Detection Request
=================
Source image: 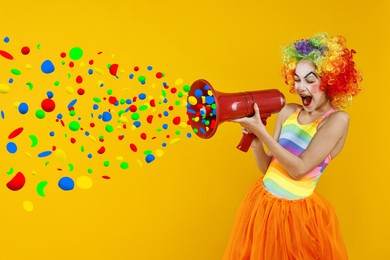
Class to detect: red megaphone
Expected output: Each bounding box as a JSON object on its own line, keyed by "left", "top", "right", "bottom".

{"left": 186, "top": 79, "right": 285, "bottom": 152}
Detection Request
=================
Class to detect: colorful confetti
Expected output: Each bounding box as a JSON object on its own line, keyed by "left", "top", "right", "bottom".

{"left": 1, "top": 36, "right": 193, "bottom": 211}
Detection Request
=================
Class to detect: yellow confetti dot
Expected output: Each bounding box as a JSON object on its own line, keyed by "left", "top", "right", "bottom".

{"left": 76, "top": 176, "right": 93, "bottom": 189}
{"left": 175, "top": 78, "right": 183, "bottom": 86}
{"left": 170, "top": 138, "right": 181, "bottom": 144}
{"left": 55, "top": 148, "right": 67, "bottom": 162}
{"left": 155, "top": 149, "right": 164, "bottom": 157}
{"left": 25, "top": 64, "right": 32, "bottom": 69}
{"left": 23, "top": 201, "right": 34, "bottom": 212}
{"left": 116, "top": 156, "right": 124, "bottom": 161}
{"left": 188, "top": 96, "right": 197, "bottom": 105}
{"left": 0, "top": 83, "right": 10, "bottom": 94}
{"left": 94, "top": 68, "right": 104, "bottom": 75}
{"left": 65, "top": 86, "right": 75, "bottom": 94}
{"left": 119, "top": 115, "right": 128, "bottom": 123}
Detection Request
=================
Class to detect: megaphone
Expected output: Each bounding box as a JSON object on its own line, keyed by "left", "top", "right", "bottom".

{"left": 186, "top": 79, "right": 285, "bottom": 152}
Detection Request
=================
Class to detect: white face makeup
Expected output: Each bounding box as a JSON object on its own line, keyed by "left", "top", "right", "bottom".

{"left": 294, "top": 60, "right": 327, "bottom": 111}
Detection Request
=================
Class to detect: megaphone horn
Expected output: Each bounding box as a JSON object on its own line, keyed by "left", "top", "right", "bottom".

{"left": 186, "top": 79, "right": 285, "bottom": 152}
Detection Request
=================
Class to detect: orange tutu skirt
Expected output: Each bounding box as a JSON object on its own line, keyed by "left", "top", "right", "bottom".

{"left": 223, "top": 180, "right": 348, "bottom": 260}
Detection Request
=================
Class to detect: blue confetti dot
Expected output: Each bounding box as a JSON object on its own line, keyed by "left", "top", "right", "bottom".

{"left": 8, "top": 78, "right": 14, "bottom": 83}
{"left": 93, "top": 104, "right": 99, "bottom": 110}
{"left": 147, "top": 66, "right": 153, "bottom": 71}
{"left": 133, "top": 121, "right": 141, "bottom": 128}
{"left": 67, "top": 99, "right": 77, "bottom": 109}
{"left": 47, "top": 91, "right": 54, "bottom": 98}
{"left": 6, "top": 142, "right": 17, "bottom": 154}
{"left": 138, "top": 93, "right": 146, "bottom": 100}
{"left": 129, "top": 74, "right": 134, "bottom": 79}
{"left": 163, "top": 111, "right": 169, "bottom": 117}
{"left": 145, "top": 154, "right": 155, "bottom": 163}
{"left": 162, "top": 124, "right": 168, "bottom": 130}
{"left": 41, "top": 60, "right": 55, "bottom": 74}
{"left": 88, "top": 69, "right": 93, "bottom": 75}
{"left": 38, "top": 151, "right": 52, "bottom": 158}
{"left": 4, "top": 37, "right": 10, "bottom": 43}
{"left": 187, "top": 133, "right": 192, "bottom": 138}
{"left": 87, "top": 154, "right": 92, "bottom": 158}
{"left": 18, "top": 103, "right": 29, "bottom": 114}
{"left": 57, "top": 113, "right": 63, "bottom": 119}
{"left": 194, "top": 89, "right": 203, "bottom": 98}
{"left": 49, "top": 131, "right": 55, "bottom": 136}
{"left": 102, "top": 111, "right": 112, "bottom": 122}
{"left": 205, "top": 96, "right": 214, "bottom": 104}
{"left": 58, "top": 177, "right": 74, "bottom": 191}
{"left": 126, "top": 99, "right": 132, "bottom": 104}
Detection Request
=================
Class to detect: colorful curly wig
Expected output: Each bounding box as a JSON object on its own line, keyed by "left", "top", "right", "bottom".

{"left": 281, "top": 33, "right": 362, "bottom": 107}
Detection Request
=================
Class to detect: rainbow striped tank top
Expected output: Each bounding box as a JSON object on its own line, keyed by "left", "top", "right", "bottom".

{"left": 262, "top": 108, "right": 337, "bottom": 200}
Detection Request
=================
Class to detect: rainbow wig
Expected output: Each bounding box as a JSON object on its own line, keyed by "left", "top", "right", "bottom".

{"left": 281, "top": 33, "right": 362, "bottom": 107}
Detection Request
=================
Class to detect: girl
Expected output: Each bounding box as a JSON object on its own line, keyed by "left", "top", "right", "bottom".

{"left": 223, "top": 33, "right": 362, "bottom": 259}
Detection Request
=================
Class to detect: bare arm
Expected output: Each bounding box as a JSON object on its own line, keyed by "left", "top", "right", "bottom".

{"left": 233, "top": 104, "right": 349, "bottom": 180}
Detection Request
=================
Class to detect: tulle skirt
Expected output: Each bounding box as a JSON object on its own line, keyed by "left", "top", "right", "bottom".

{"left": 223, "top": 179, "right": 348, "bottom": 260}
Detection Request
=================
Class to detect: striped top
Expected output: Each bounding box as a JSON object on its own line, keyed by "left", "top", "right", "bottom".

{"left": 262, "top": 108, "right": 337, "bottom": 200}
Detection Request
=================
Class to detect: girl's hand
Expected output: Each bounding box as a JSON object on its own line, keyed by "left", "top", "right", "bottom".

{"left": 231, "top": 103, "right": 266, "bottom": 136}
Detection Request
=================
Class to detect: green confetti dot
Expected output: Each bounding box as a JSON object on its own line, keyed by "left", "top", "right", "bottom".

{"left": 120, "top": 99, "right": 126, "bottom": 105}
{"left": 105, "top": 124, "right": 114, "bottom": 133}
{"left": 183, "top": 85, "right": 191, "bottom": 92}
{"left": 103, "top": 160, "right": 110, "bottom": 167}
{"left": 143, "top": 150, "right": 152, "bottom": 155}
{"left": 26, "top": 82, "right": 34, "bottom": 90}
{"left": 175, "top": 100, "right": 181, "bottom": 106}
{"left": 131, "top": 112, "right": 140, "bottom": 120}
{"left": 81, "top": 146, "right": 85, "bottom": 152}
{"left": 35, "top": 109, "right": 45, "bottom": 119}
{"left": 139, "top": 105, "right": 148, "bottom": 111}
{"left": 69, "top": 47, "right": 83, "bottom": 60}
{"left": 54, "top": 81, "right": 60, "bottom": 86}
{"left": 68, "top": 164, "right": 74, "bottom": 172}
{"left": 175, "top": 130, "right": 181, "bottom": 135}
{"left": 88, "top": 168, "right": 93, "bottom": 174}
{"left": 120, "top": 162, "right": 129, "bottom": 169}
{"left": 93, "top": 97, "right": 101, "bottom": 102}
{"left": 107, "top": 89, "right": 113, "bottom": 95}
{"left": 178, "top": 92, "right": 184, "bottom": 98}
{"left": 11, "top": 68, "right": 21, "bottom": 75}
{"left": 69, "top": 110, "right": 76, "bottom": 116}
{"left": 69, "top": 121, "right": 80, "bottom": 131}
{"left": 162, "top": 90, "right": 167, "bottom": 97}
{"left": 138, "top": 75, "right": 146, "bottom": 83}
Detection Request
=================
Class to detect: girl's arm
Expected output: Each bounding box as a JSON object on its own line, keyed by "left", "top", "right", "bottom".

{"left": 233, "top": 104, "right": 349, "bottom": 180}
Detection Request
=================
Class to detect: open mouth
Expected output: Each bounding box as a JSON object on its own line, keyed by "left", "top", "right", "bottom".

{"left": 301, "top": 95, "right": 313, "bottom": 106}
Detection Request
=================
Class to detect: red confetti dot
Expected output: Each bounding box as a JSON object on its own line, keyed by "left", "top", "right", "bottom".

{"left": 170, "top": 88, "right": 177, "bottom": 94}
{"left": 76, "top": 75, "right": 83, "bottom": 84}
{"left": 21, "top": 46, "right": 30, "bottom": 55}
{"left": 156, "top": 72, "right": 163, "bottom": 78}
{"left": 173, "top": 116, "right": 181, "bottom": 125}
{"left": 134, "top": 66, "right": 139, "bottom": 71}
{"left": 69, "top": 61, "right": 74, "bottom": 68}
{"left": 90, "top": 122, "right": 95, "bottom": 127}
{"left": 118, "top": 135, "right": 124, "bottom": 140}
{"left": 60, "top": 52, "right": 66, "bottom": 58}
{"left": 8, "top": 127, "right": 24, "bottom": 139}
{"left": 130, "top": 143, "right": 137, "bottom": 152}
{"left": 146, "top": 115, "right": 153, "bottom": 124}
{"left": 108, "top": 96, "right": 117, "bottom": 105}
{"left": 89, "top": 59, "right": 94, "bottom": 65}
{"left": 0, "top": 50, "right": 13, "bottom": 60}
{"left": 102, "top": 176, "right": 111, "bottom": 179}
{"left": 97, "top": 146, "right": 105, "bottom": 154}
{"left": 70, "top": 138, "right": 76, "bottom": 143}
{"left": 41, "top": 98, "right": 56, "bottom": 112}
{"left": 109, "top": 63, "right": 119, "bottom": 76}
{"left": 129, "top": 105, "right": 137, "bottom": 112}
{"left": 168, "top": 106, "right": 174, "bottom": 111}
{"left": 149, "top": 99, "right": 156, "bottom": 107}
{"left": 6, "top": 172, "right": 25, "bottom": 191}
{"left": 77, "top": 88, "right": 85, "bottom": 95}
{"left": 140, "top": 133, "right": 147, "bottom": 140}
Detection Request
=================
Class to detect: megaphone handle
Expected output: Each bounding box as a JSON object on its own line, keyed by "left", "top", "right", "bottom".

{"left": 237, "top": 133, "right": 255, "bottom": 152}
